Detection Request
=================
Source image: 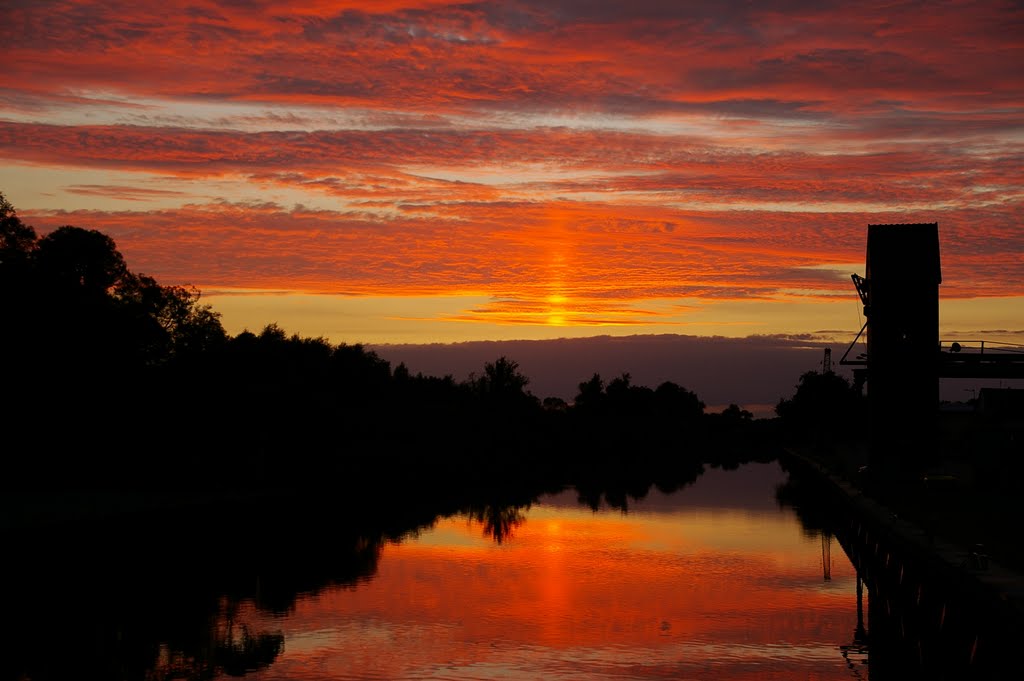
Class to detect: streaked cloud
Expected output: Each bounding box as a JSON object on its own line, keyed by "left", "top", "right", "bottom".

{"left": 1, "top": 0, "right": 1021, "bottom": 342}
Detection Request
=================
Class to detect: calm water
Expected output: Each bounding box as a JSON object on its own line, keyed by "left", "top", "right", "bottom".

{"left": 184, "top": 461, "right": 863, "bottom": 680}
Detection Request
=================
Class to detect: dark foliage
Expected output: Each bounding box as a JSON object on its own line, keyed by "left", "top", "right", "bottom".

{"left": 775, "top": 369, "right": 866, "bottom": 446}
{"left": 0, "top": 191, "right": 776, "bottom": 500}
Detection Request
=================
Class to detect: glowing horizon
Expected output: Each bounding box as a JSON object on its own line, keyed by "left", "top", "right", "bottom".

{"left": 2, "top": 1, "right": 1021, "bottom": 344}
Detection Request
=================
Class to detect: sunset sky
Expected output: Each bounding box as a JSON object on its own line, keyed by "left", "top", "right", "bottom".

{"left": 2, "top": 0, "right": 1022, "bottom": 348}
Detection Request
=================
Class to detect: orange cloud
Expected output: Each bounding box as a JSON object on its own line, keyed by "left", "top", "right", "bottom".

{"left": 19, "top": 195, "right": 1022, "bottom": 330}
{"left": 5, "top": 2, "right": 1021, "bottom": 114}
{"left": 2, "top": 1, "right": 1020, "bottom": 337}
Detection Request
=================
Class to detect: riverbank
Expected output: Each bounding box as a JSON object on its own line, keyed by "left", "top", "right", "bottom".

{"left": 787, "top": 437, "right": 1024, "bottom": 570}
{"left": 782, "top": 447, "right": 1024, "bottom": 646}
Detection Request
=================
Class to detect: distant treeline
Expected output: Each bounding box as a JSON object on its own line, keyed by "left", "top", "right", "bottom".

{"left": 1, "top": 193, "right": 860, "bottom": 499}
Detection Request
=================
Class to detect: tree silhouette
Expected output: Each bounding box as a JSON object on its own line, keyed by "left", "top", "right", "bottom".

{"left": 776, "top": 370, "right": 864, "bottom": 445}
{"left": 574, "top": 373, "right": 604, "bottom": 409}
{"left": 0, "top": 192, "right": 37, "bottom": 268}
{"left": 0, "top": 195, "right": 234, "bottom": 488}
{"left": 467, "top": 503, "right": 528, "bottom": 544}
{"left": 476, "top": 356, "right": 529, "bottom": 397}
{"left": 467, "top": 356, "right": 538, "bottom": 419}
{"left": 0, "top": 193, "right": 39, "bottom": 355}
{"left": 719, "top": 403, "right": 753, "bottom": 422}
{"left": 114, "top": 272, "right": 226, "bottom": 363}
{"left": 654, "top": 381, "right": 705, "bottom": 422}
{"left": 36, "top": 225, "right": 127, "bottom": 296}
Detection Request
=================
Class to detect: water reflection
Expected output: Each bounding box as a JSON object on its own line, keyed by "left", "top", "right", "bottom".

{"left": 4, "top": 461, "right": 869, "bottom": 681}
{"left": 465, "top": 503, "right": 528, "bottom": 544}
{"left": 205, "top": 463, "right": 861, "bottom": 680}
{"left": 153, "top": 619, "right": 284, "bottom": 680}
{"left": 1, "top": 507, "right": 391, "bottom": 681}
{"left": 837, "top": 575, "right": 870, "bottom": 679}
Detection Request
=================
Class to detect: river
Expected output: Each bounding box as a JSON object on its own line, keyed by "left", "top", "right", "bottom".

{"left": 174, "top": 461, "right": 862, "bottom": 680}
{"left": 4, "top": 460, "right": 874, "bottom": 680}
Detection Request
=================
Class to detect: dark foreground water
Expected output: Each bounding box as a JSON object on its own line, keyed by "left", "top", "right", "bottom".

{"left": 5, "top": 461, "right": 873, "bottom": 680}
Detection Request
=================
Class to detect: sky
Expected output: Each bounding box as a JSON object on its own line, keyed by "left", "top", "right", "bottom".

{"left": 2, "top": 1, "right": 1022, "bottom": 392}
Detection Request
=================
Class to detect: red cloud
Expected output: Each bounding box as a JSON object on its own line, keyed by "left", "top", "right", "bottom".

{"left": 4, "top": 1, "right": 1021, "bottom": 113}
{"left": 3, "top": 1, "right": 1021, "bottom": 331}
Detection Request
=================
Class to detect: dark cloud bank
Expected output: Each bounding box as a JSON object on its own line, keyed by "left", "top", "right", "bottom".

{"left": 372, "top": 333, "right": 1021, "bottom": 418}
{"left": 373, "top": 333, "right": 839, "bottom": 417}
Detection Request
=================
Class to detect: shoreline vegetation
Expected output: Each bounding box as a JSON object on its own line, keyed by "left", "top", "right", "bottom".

{"left": 1, "top": 191, "right": 779, "bottom": 520}
{"left": 2, "top": 191, "right": 1021, "bottom": 570}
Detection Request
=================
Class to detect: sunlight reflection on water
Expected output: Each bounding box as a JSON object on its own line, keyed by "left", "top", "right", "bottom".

{"left": 211, "top": 462, "right": 862, "bottom": 681}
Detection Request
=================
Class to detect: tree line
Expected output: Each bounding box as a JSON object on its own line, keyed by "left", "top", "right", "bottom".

{"left": 1, "top": 193, "right": 860, "bottom": 499}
